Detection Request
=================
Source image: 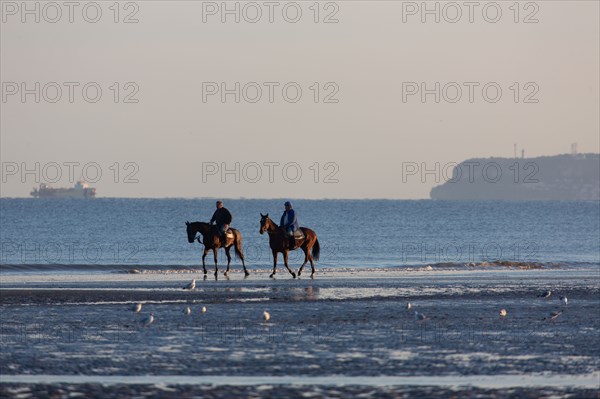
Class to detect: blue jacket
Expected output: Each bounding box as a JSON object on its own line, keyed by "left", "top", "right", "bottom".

{"left": 280, "top": 209, "right": 299, "bottom": 231}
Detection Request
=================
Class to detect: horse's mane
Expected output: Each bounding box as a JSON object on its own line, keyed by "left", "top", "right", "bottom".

{"left": 262, "top": 216, "right": 283, "bottom": 233}
{"left": 188, "top": 221, "right": 211, "bottom": 232}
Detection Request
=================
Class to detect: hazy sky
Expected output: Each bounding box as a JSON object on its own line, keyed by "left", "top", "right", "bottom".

{"left": 1, "top": 1, "right": 598, "bottom": 198}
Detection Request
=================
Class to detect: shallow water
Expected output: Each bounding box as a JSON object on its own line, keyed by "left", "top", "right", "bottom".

{"left": 2, "top": 199, "right": 599, "bottom": 396}
{"left": 2, "top": 272, "right": 598, "bottom": 379}
{"left": 2, "top": 373, "right": 599, "bottom": 388}
{"left": 2, "top": 271, "right": 599, "bottom": 398}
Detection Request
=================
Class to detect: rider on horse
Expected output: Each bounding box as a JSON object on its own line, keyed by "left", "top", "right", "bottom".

{"left": 210, "top": 200, "right": 232, "bottom": 244}
{"left": 280, "top": 201, "right": 299, "bottom": 247}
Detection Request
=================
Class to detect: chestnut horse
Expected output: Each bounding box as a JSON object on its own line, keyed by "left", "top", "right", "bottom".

{"left": 186, "top": 221, "right": 249, "bottom": 277}
{"left": 259, "top": 213, "right": 320, "bottom": 278}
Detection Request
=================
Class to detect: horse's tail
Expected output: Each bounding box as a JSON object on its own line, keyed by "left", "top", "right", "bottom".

{"left": 233, "top": 230, "right": 244, "bottom": 260}
{"left": 312, "top": 238, "right": 320, "bottom": 261}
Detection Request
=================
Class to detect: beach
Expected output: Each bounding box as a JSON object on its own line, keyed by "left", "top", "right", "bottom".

{"left": 1, "top": 268, "right": 599, "bottom": 398}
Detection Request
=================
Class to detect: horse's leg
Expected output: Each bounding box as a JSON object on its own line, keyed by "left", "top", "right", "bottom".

{"left": 202, "top": 248, "right": 209, "bottom": 275}
{"left": 283, "top": 250, "right": 296, "bottom": 279}
{"left": 224, "top": 246, "right": 232, "bottom": 276}
{"left": 213, "top": 248, "right": 218, "bottom": 277}
{"left": 241, "top": 253, "right": 249, "bottom": 277}
{"left": 270, "top": 250, "right": 278, "bottom": 278}
{"left": 298, "top": 247, "right": 309, "bottom": 277}
{"left": 308, "top": 250, "right": 316, "bottom": 278}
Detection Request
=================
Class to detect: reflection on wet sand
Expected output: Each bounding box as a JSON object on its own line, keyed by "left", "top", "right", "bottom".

{"left": 288, "top": 286, "right": 320, "bottom": 301}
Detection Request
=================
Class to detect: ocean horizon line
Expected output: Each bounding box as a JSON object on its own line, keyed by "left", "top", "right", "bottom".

{"left": 2, "top": 197, "right": 600, "bottom": 202}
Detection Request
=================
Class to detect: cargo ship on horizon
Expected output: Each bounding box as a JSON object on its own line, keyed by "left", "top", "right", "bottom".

{"left": 30, "top": 180, "right": 96, "bottom": 199}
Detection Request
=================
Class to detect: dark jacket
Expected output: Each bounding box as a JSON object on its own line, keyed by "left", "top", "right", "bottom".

{"left": 210, "top": 207, "right": 232, "bottom": 225}
{"left": 280, "top": 209, "right": 299, "bottom": 231}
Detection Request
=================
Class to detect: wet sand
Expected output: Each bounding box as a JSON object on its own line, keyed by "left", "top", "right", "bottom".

{"left": 1, "top": 269, "right": 599, "bottom": 398}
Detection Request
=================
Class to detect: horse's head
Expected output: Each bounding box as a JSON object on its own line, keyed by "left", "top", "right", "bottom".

{"left": 259, "top": 213, "right": 270, "bottom": 235}
{"left": 185, "top": 221, "right": 196, "bottom": 243}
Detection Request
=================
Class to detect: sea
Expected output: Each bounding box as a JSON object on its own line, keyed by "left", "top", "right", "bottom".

{"left": 0, "top": 199, "right": 598, "bottom": 272}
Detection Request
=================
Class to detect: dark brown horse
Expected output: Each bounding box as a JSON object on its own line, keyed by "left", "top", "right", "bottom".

{"left": 186, "top": 221, "right": 249, "bottom": 277}
{"left": 259, "top": 213, "right": 320, "bottom": 278}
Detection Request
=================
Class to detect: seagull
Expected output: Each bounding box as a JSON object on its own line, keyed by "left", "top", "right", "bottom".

{"left": 132, "top": 303, "right": 142, "bottom": 313}
{"left": 537, "top": 290, "right": 552, "bottom": 299}
{"left": 183, "top": 306, "right": 191, "bottom": 316}
{"left": 183, "top": 279, "right": 196, "bottom": 290}
{"left": 201, "top": 306, "right": 207, "bottom": 314}
{"left": 500, "top": 309, "right": 507, "bottom": 317}
{"left": 263, "top": 311, "right": 271, "bottom": 321}
{"left": 414, "top": 311, "right": 428, "bottom": 321}
{"left": 406, "top": 303, "right": 412, "bottom": 310}
{"left": 542, "top": 310, "right": 563, "bottom": 321}
{"left": 559, "top": 295, "right": 568, "bottom": 306}
{"left": 141, "top": 313, "right": 154, "bottom": 326}
{"left": 549, "top": 310, "right": 562, "bottom": 320}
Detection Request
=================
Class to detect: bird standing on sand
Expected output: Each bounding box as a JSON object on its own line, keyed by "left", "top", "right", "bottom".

{"left": 132, "top": 303, "right": 142, "bottom": 313}
{"left": 263, "top": 311, "right": 271, "bottom": 321}
{"left": 538, "top": 290, "right": 552, "bottom": 299}
{"left": 183, "top": 279, "right": 196, "bottom": 290}
{"left": 183, "top": 306, "right": 191, "bottom": 316}
{"left": 560, "top": 295, "right": 568, "bottom": 306}
{"left": 142, "top": 313, "right": 154, "bottom": 326}
{"left": 500, "top": 309, "right": 507, "bottom": 317}
{"left": 414, "top": 311, "right": 428, "bottom": 321}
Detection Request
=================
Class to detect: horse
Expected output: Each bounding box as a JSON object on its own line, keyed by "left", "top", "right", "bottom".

{"left": 259, "top": 213, "right": 320, "bottom": 278}
{"left": 185, "top": 221, "right": 249, "bottom": 277}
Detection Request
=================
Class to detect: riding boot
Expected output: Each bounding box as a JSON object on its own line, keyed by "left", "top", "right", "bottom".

{"left": 289, "top": 236, "right": 295, "bottom": 249}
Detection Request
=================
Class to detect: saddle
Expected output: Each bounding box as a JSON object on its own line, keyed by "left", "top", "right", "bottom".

{"left": 211, "top": 226, "right": 234, "bottom": 241}
{"left": 286, "top": 229, "right": 304, "bottom": 249}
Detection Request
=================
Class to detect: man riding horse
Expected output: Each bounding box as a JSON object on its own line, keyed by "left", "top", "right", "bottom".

{"left": 186, "top": 200, "right": 247, "bottom": 277}
{"left": 259, "top": 205, "right": 320, "bottom": 278}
